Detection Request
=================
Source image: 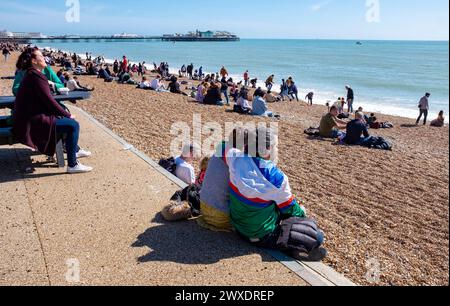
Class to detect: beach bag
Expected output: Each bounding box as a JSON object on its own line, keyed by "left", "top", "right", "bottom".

{"left": 362, "top": 137, "right": 393, "bottom": 151}
{"left": 158, "top": 157, "right": 177, "bottom": 175}
{"left": 277, "top": 217, "right": 323, "bottom": 253}
{"left": 162, "top": 185, "right": 202, "bottom": 222}
{"left": 161, "top": 201, "right": 192, "bottom": 222}
{"left": 233, "top": 105, "right": 250, "bottom": 114}
{"left": 170, "top": 185, "right": 201, "bottom": 217}
{"left": 304, "top": 127, "right": 320, "bottom": 137}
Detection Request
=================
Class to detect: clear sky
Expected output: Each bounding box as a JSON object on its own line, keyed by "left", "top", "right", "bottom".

{"left": 0, "top": 0, "right": 448, "bottom": 40}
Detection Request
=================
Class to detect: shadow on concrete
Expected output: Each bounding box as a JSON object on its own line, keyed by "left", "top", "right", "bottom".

{"left": 0, "top": 148, "right": 63, "bottom": 183}
{"left": 132, "top": 215, "right": 278, "bottom": 265}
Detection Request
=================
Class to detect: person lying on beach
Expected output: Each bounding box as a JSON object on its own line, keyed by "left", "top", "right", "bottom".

{"left": 225, "top": 126, "right": 327, "bottom": 261}
{"left": 203, "top": 82, "right": 224, "bottom": 106}
{"left": 65, "top": 74, "right": 94, "bottom": 92}
{"left": 430, "top": 111, "right": 445, "bottom": 127}
{"left": 118, "top": 71, "right": 137, "bottom": 85}
{"left": 168, "top": 76, "right": 188, "bottom": 96}
{"left": 13, "top": 48, "right": 93, "bottom": 174}
{"left": 365, "top": 114, "right": 393, "bottom": 129}
{"left": 319, "top": 105, "right": 348, "bottom": 139}
{"left": 138, "top": 76, "right": 152, "bottom": 89}
{"left": 98, "top": 66, "right": 114, "bottom": 82}
{"left": 264, "top": 91, "right": 282, "bottom": 103}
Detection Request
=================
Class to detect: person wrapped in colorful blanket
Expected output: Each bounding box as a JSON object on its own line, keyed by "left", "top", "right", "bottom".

{"left": 225, "top": 126, "right": 327, "bottom": 261}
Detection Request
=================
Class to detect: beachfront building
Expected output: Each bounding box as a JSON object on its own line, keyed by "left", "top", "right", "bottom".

{"left": 0, "top": 30, "right": 46, "bottom": 39}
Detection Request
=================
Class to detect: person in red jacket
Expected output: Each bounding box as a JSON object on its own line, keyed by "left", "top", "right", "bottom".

{"left": 13, "top": 48, "right": 93, "bottom": 174}
{"left": 121, "top": 55, "right": 128, "bottom": 73}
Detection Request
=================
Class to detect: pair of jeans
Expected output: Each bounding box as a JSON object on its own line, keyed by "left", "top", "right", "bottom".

{"left": 416, "top": 109, "right": 428, "bottom": 125}
{"left": 221, "top": 89, "right": 230, "bottom": 104}
{"left": 56, "top": 117, "right": 80, "bottom": 168}
{"left": 347, "top": 99, "right": 354, "bottom": 113}
{"left": 266, "top": 83, "right": 273, "bottom": 91}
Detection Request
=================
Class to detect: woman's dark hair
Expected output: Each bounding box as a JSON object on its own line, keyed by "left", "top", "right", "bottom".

{"left": 439, "top": 110, "right": 444, "bottom": 116}
{"left": 16, "top": 47, "right": 39, "bottom": 70}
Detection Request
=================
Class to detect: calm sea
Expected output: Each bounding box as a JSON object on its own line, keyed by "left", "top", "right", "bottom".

{"left": 34, "top": 39, "right": 449, "bottom": 121}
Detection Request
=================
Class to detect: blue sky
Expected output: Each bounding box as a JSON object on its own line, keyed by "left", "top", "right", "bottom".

{"left": 0, "top": 0, "right": 448, "bottom": 40}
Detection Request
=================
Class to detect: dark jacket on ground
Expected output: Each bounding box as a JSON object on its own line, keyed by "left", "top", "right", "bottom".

{"left": 13, "top": 68, "right": 71, "bottom": 156}
{"left": 203, "top": 87, "right": 222, "bottom": 105}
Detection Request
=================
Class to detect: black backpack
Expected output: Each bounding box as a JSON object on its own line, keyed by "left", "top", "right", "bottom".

{"left": 158, "top": 157, "right": 177, "bottom": 175}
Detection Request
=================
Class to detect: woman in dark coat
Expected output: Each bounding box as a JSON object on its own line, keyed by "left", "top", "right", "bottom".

{"left": 203, "top": 82, "right": 224, "bottom": 106}
{"left": 13, "top": 48, "right": 93, "bottom": 174}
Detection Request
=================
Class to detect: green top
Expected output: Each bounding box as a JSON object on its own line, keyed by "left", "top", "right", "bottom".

{"left": 12, "top": 66, "right": 65, "bottom": 96}
{"left": 319, "top": 113, "right": 338, "bottom": 138}
{"left": 8, "top": 66, "right": 66, "bottom": 126}
{"left": 230, "top": 194, "right": 305, "bottom": 239}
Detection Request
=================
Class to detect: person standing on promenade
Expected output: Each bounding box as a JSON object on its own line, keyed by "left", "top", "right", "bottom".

{"left": 265, "top": 75, "right": 274, "bottom": 91}
{"left": 416, "top": 93, "right": 431, "bottom": 126}
{"left": 346, "top": 85, "right": 355, "bottom": 113}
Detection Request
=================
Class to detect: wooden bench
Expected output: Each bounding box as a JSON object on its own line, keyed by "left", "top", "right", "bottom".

{"left": 0, "top": 91, "right": 91, "bottom": 168}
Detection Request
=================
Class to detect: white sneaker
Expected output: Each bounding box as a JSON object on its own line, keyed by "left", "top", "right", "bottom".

{"left": 76, "top": 149, "right": 92, "bottom": 159}
{"left": 67, "top": 161, "right": 93, "bottom": 174}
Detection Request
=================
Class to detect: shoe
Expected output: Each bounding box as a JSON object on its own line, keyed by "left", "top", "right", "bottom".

{"left": 67, "top": 161, "right": 93, "bottom": 174}
{"left": 76, "top": 149, "right": 92, "bottom": 159}
{"left": 290, "top": 247, "right": 328, "bottom": 262}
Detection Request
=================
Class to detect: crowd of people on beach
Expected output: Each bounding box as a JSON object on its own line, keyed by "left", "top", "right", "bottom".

{"left": 1, "top": 44, "right": 447, "bottom": 264}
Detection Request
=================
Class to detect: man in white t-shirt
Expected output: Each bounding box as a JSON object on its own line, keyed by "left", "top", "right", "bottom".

{"left": 150, "top": 75, "right": 168, "bottom": 92}
{"left": 174, "top": 143, "right": 200, "bottom": 185}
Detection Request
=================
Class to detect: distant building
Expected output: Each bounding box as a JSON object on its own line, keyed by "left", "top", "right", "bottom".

{"left": 0, "top": 30, "right": 46, "bottom": 39}
{"left": 199, "top": 31, "right": 214, "bottom": 38}
{"left": 112, "top": 32, "right": 141, "bottom": 38}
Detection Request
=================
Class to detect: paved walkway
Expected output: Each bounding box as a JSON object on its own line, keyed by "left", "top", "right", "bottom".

{"left": 1, "top": 106, "right": 310, "bottom": 286}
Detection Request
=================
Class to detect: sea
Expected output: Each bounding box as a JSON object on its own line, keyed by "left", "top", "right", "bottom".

{"left": 33, "top": 39, "right": 449, "bottom": 122}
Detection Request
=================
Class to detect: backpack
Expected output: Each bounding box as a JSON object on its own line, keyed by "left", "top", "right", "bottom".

{"left": 304, "top": 127, "right": 321, "bottom": 137}
{"left": 158, "top": 157, "right": 177, "bottom": 175}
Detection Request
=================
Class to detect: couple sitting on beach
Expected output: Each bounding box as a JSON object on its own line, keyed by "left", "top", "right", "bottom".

{"left": 160, "top": 127, "right": 327, "bottom": 262}
{"left": 318, "top": 106, "right": 393, "bottom": 150}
